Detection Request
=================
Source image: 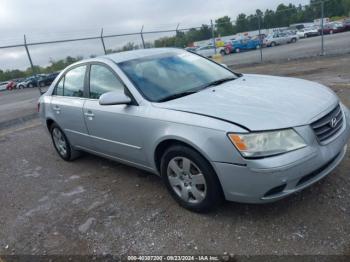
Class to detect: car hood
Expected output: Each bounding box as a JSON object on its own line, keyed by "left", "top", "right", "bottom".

{"left": 153, "top": 74, "right": 338, "bottom": 131}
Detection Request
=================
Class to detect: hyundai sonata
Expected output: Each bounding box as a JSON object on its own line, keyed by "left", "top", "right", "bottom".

{"left": 38, "top": 48, "right": 350, "bottom": 212}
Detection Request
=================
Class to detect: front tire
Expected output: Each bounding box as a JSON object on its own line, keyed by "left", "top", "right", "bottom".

{"left": 50, "top": 123, "right": 80, "bottom": 161}
{"left": 270, "top": 42, "right": 276, "bottom": 47}
{"left": 160, "top": 145, "right": 223, "bottom": 212}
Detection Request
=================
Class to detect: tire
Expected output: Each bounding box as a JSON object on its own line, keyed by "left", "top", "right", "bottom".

{"left": 160, "top": 145, "right": 223, "bottom": 212}
{"left": 256, "top": 45, "right": 261, "bottom": 49}
{"left": 220, "top": 50, "right": 225, "bottom": 56}
{"left": 235, "top": 48, "right": 240, "bottom": 53}
{"left": 18, "top": 85, "right": 24, "bottom": 89}
{"left": 304, "top": 34, "right": 308, "bottom": 38}
{"left": 330, "top": 30, "right": 334, "bottom": 35}
{"left": 291, "top": 38, "right": 297, "bottom": 43}
{"left": 28, "top": 83, "right": 34, "bottom": 88}
{"left": 271, "top": 42, "right": 276, "bottom": 47}
{"left": 225, "top": 47, "right": 231, "bottom": 55}
{"left": 50, "top": 123, "right": 80, "bottom": 161}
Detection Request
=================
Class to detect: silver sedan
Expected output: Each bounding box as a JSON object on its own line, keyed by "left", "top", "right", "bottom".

{"left": 39, "top": 48, "right": 350, "bottom": 212}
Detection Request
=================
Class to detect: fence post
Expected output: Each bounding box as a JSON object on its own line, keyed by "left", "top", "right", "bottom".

{"left": 140, "top": 25, "right": 146, "bottom": 49}
{"left": 24, "top": 35, "right": 35, "bottom": 74}
{"left": 210, "top": 20, "right": 216, "bottom": 54}
{"left": 258, "top": 15, "right": 263, "bottom": 63}
{"left": 175, "top": 23, "right": 180, "bottom": 47}
{"left": 320, "top": 0, "right": 325, "bottom": 56}
{"left": 100, "top": 28, "right": 107, "bottom": 55}
{"left": 24, "top": 34, "right": 43, "bottom": 94}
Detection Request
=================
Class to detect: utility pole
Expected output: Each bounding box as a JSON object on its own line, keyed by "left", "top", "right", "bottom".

{"left": 321, "top": 0, "right": 325, "bottom": 56}
{"left": 140, "top": 25, "right": 146, "bottom": 49}
{"left": 258, "top": 15, "right": 263, "bottom": 63}
{"left": 100, "top": 28, "right": 107, "bottom": 55}
{"left": 210, "top": 19, "right": 216, "bottom": 54}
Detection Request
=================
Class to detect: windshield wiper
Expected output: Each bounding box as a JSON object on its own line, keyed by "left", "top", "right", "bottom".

{"left": 200, "top": 77, "right": 237, "bottom": 90}
{"left": 158, "top": 90, "right": 198, "bottom": 102}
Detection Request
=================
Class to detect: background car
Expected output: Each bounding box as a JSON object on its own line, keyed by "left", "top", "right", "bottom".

{"left": 195, "top": 45, "right": 225, "bottom": 57}
{"left": 0, "top": 81, "right": 9, "bottom": 91}
{"left": 224, "top": 37, "right": 262, "bottom": 54}
{"left": 319, "top": 22, "right": 345, "bottom": 34}
{"left": 297, "top": 27, "right": 320, "bottom": 38}
{"left": 38, "top": 72, "right": 60, "bottom": 87}
{"left": 264, "top": 32, "right": 298, "bottom": 47}
{"left": 343, "top": 19, "right": 350, "bottom": 31}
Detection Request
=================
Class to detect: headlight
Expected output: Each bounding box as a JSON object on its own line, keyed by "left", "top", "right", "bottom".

{"left": 228, "top": 129, "right": 306, "bottom": 158}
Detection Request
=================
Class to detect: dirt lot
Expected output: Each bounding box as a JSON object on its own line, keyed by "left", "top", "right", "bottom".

{"left": 0, "top": 54, "right": 350, "bottom": 257}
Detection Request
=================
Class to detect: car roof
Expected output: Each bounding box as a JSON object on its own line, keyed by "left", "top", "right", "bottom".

{"left": 102, "top": 48, "right": 182, "bottom": 63}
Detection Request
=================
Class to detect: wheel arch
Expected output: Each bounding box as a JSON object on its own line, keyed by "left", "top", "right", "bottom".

{"left": 46, "top": 118, "right": 56, "bottom": 131}
{"left": 153, "top": 137, "right": 213, "bottom": 175}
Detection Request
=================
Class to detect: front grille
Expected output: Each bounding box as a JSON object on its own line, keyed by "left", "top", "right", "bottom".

{"left": 311, "top": 104, "right": 344, "bottom": 142}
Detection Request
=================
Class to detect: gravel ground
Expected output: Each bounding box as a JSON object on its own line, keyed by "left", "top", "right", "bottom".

{"left": 0, "top": 54, "right": 350, "bottom": 257}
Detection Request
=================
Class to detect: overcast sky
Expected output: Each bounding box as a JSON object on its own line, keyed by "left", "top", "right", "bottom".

{"left": 0, "top": 0, "right": 309, "bottom": 70}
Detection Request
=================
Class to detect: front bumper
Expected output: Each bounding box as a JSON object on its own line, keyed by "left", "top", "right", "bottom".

{"left": 213, "top": 105, "right": 350, "bottom": 203}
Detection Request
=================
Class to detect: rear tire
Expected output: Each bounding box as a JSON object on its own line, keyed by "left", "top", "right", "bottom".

{"left": 235, "top": 48, "right": 240, "bottom": 53}
{"left": 291, "top": 38, "right": 297, "bottom": 43}
{"left": 50, "top": 123, "right": 81, "bottom": 161}
{"left": 271, "top": 42, "right": 276, "bottom": 47}
{"left": 160, "top": 145, "right": 223, "bottom": 212}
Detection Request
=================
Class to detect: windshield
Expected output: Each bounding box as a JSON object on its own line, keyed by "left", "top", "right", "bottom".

{"left": 118, "top": 51, "right": 238, "bottom": 102}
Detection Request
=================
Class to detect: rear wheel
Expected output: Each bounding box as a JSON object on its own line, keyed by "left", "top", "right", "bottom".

{"left": 291, "top": 38, "right": 297, "bottom": 43}
{"left": 161, "top": 145, "right": 223, "bottom": 212}
{"left": 235, "top": 48, "right": 240, "bottom": 53}
{"left": 50, "top": 123, "right": 80, "bottom": 161}
{"left": 270, "top": 42, "right": 276, "bottom": 47}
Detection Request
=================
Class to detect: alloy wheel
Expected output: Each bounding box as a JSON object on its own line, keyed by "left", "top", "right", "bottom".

{"left": 167, "top": 157, "right": 207, "bottom": 204}
{"left": 52, "top": 128, "right": 67, "bottom": 157}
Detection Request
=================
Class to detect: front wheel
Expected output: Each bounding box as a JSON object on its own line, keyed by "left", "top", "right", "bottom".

{"left": 270, "top": 42, "right": 276, "bottom": 47}
{"left": 161, "top": 145, "right": 223, "bottom": 212}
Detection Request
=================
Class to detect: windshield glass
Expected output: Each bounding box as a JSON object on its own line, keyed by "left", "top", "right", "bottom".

{"left": 118, "top": 51, "right": 238, "bottom": 102}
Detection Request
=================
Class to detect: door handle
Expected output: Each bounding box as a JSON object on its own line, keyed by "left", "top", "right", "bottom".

{"left": 84, "top": 111, "right": 95, "bottom": 119}
{"left": 53, "top": 105, "right": 61, "bottom": 114}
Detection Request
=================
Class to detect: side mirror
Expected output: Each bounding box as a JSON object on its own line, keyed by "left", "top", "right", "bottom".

{"left": 99, "top": 90, "right": 131, "bottom": 105}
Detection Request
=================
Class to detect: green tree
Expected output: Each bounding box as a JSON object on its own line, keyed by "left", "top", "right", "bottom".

{"left": 215, "top": 16, "right": 235, "bottom": 36}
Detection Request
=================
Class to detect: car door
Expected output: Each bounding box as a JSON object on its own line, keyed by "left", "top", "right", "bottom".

{"left": 83, "top": 63, "right": 147, "bottom": 165}
{"left": 50, "top": 65, "right": 91, "bottom": 148}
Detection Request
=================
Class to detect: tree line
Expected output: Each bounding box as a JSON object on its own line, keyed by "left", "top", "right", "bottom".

{"left": 1, "top": 0, "right": 349, "bottom": 81}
